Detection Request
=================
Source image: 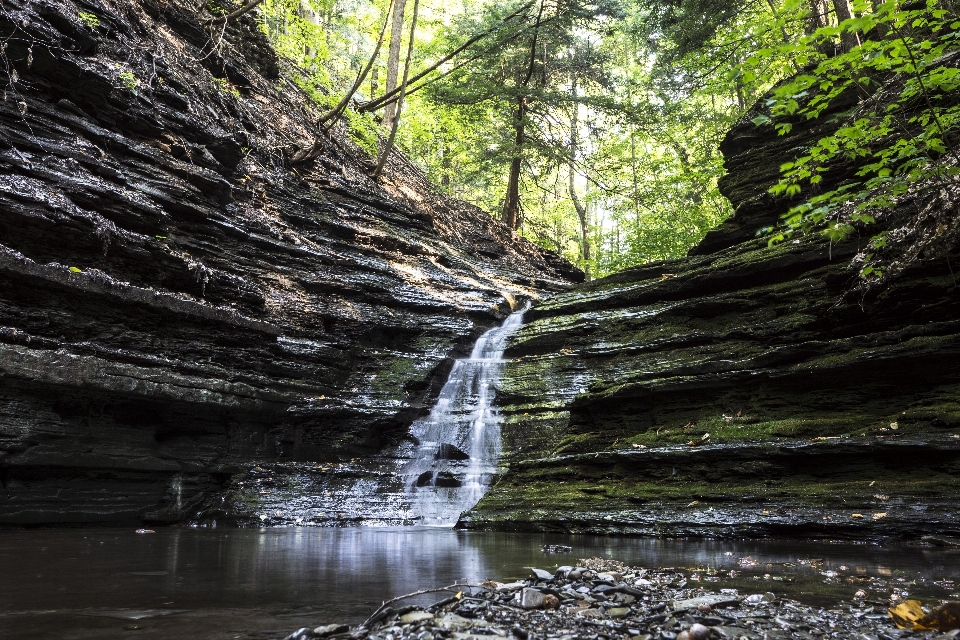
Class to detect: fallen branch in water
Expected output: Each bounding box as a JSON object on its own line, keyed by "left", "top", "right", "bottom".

{"left": 359, "top": 583, "right": 473, "bottom": 629}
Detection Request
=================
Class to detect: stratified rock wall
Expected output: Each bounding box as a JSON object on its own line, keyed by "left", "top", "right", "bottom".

{"left": 0, "top": 0, "right": 578, "bottom": 525}
{"left": 466, "top": 79, "right": 960, "bottom": 540}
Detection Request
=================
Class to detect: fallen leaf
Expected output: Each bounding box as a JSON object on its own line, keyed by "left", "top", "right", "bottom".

{"left": 889, "top": 600, "right": 926, "bottom": 628}
{"left": 890, "top": 600, "right": 960, "bottom": 631}
{"left": 873, "top": 512, "right": 887, "bottom": 519}
{"left": 852, "top": 513, "right": 864, "bottom": 519}
{"left": 687, "top": 500, "right": 699, "bottom": 507}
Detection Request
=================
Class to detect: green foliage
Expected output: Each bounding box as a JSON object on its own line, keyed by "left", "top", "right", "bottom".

{"left": 741, "top": 1, "right": 960, "bottom": 280}
{"left": 118, "top": 71, "right": 138, "bottom": 93}
{"left": 252, "top": 0, "right": 957, "bottom": 282}
{"left": 77, "top": 11, "right": 100, "bottom": 29}
{"left": 214, "top": 77, "right": 243, "bottom": 99}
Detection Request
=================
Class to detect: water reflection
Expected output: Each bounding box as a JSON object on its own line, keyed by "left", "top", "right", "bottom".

{"left": 1, "top": 528, "right": 960, "bottom": 637}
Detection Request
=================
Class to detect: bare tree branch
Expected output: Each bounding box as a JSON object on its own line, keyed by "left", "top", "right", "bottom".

{"left": 202, "top": 0, "right": 265, "bottom": 25}
{"left": 359, "top": 584, "right": 473, "bottom": 629}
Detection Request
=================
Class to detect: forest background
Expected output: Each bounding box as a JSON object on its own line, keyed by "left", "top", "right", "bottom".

{"left": 247, "top": 0, "right": 959, "bottom": 280}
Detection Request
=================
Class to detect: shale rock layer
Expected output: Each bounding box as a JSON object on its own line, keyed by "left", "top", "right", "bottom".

{"left": 0, "top": 0, "right": 576, "bottom": 525}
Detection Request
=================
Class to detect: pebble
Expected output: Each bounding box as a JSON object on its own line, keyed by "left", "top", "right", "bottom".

{"left": 281, "top": 556, "right": 945, "bottom": 640}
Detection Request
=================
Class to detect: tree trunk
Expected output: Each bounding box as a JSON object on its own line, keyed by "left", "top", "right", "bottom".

{"left": 299, "top": 0, "right": 320, "bottom": 59}
{"left": 382, "top": 0, "right": 407, "bottom": 127}
{"left": 568, "top": 76, "right": 590, "bottom": 280}
{"left": 373, "top": 0, "right": 420, "bottom": 177}
{"left": 807, "top": 0, "right": 829, "bottom": 33}
{"left": 501, "top": 98, "right": 525, "bottom": 231}
{"left": 832, "top": 0, "right": 861, "bottom": 51}
{"left": 500, "top": 0, "right": 544, "bottom": 232}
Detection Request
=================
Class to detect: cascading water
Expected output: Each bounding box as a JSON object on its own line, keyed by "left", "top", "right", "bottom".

{"left": 403, "top": 303, "right": 530, "bottom": 526}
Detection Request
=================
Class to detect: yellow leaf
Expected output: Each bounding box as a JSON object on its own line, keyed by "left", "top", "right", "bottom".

{"left": 69, "top": 266, "right": 82, "bottom": 273}
{"left": 889, "top": 600, "right": 926, "bottom": 629}
{"left": 851, "top": 513, "right": 864, "bottom": 519}
{"left": 873, "top": 512, "right": 887, "bottom": 519}
{"left": 890, "top": 601, "right": 960, "bottom": 631}
{"left": 455, "top": 590, "right": 463, "bottom": 600}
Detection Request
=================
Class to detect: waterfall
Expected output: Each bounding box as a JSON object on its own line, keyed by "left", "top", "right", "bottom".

{"left": 404, "top": 303, "right": 529, "bottom": 526}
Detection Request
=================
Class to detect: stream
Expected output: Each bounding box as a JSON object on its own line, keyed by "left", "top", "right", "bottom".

{"left": 2, "top": 527, "right": 960, "bottom": 640}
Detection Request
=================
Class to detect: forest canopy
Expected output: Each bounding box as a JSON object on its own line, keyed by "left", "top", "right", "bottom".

{"left": 249, "top": 0, "right": 960, "bottom": 280}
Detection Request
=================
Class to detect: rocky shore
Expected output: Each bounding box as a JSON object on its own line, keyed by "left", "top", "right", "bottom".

{"left": 280, "top": 557, "right": 957, "bottom": 640}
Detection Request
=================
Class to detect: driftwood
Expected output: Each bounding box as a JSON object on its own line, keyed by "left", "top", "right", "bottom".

{"left": 359, "top": 583, "right": 473, "bottom": 629}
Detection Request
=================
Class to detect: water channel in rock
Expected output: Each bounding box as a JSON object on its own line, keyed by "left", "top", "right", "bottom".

{"left": 2, "top": 527, "right": 960, "bottom": 640}
{"left": 403, "top": 303, "right": 530, "bottom": 526}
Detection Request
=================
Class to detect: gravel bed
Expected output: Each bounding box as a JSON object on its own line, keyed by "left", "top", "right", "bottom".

{"left": 282, "top": 557, "right": 958, "bottom": 640}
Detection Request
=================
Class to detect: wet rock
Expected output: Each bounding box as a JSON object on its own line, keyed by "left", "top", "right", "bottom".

{"left": 530, "top": 568, "right": 553, "bottom": 581}
{"left": 518, "top": 588, "right": 545, "bottom": 609}
{"left": 435, "top": 443, "right": 469, "bottom": 461}
{"left": 398, "top": 612, "right": 434, "bottom": 624}
{"left": 672, "top": 594, "right": 741, "bottom": 612}
{"left": 314, "top": 625, "right": 349, "bottom": 637}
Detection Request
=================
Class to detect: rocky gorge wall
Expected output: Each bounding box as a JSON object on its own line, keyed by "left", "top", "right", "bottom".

{"left": 0, "top": 0, "right": 579, "bottom": 525}
{"left": 465, "top": 76, "right": 960, "bottom": 541}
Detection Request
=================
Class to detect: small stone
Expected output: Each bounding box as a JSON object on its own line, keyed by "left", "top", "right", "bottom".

{"left": 576, "top": 608, "right": 604, "bottom": 618}
{"left": 398, "top": 612, "right": 434, "bottom": 624}
{"left": 672, "top": 594, "right": 740, "bottom": 612}
{"left": 607, "top": 607, "right": 631, "bottom": 618}
{"left": 555, "top": 565, "right": 574, "bottom": 578}
{"left": 438, "top": 614, "right": 474, "bottom": 630}
{"left": 511, "top": 627, "right": 528, "bottom": 640}
{"left": 568, "top": 570, "right": 583, "bottom": 580}
{"left": 687, "top": 623, "right": 710, "bottom": 640}
{"left": 531, "top": 568, "right": 554, "bottom": 581}
{"left": 542, "top": 594, "right": 560, "bottom": 609}
{"left": 697, "top": 603, "right": 711, "bottom": 612}
{"left": 313, "top": 624, "right": 349, "bottom": 637}
{"left": 520, "top": 587, "right": 546, "bottom": 609}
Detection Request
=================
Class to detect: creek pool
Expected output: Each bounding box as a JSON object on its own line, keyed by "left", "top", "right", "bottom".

{"left": 1, "top": 527, "right": 959, "bottom": 640}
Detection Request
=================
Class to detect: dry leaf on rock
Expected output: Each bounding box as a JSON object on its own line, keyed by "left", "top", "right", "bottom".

{"left": 889, "top": 600, "right": 960, "bottom": 631}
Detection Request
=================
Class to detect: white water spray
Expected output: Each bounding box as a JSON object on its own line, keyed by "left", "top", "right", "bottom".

{"left": 404, "top": 303, "right": 529, "bottom": 526}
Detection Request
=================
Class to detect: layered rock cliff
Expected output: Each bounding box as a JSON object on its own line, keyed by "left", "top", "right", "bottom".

{"left": 0, "top": 0, "right": 578, "bottom": 525}
{"left": 465, "top": 73, "right": 960, "bottom": 540}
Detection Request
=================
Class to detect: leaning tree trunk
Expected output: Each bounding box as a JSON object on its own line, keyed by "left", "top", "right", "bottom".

{"left": 382, "top": 0, "right": 407, "bottom": 127}
{"left": 501, "top": 98, "right": 525, "bottom": 231}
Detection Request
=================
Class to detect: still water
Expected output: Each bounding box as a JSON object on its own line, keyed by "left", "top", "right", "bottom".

{"left": 2, "top": 527, "right": 959, "bottom": 640}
